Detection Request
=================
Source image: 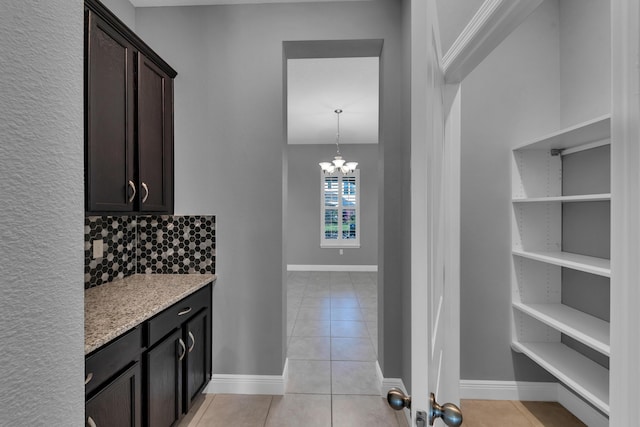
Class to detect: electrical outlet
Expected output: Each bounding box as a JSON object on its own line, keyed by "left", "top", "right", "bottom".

{"left": 339, "top": 249, "right": 344, "bottom": 255}
{"left": 93, "top": 239, "right": 104, "bottom": 259}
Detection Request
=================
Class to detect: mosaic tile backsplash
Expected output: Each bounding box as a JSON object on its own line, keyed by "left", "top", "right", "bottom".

{"left": 84, "top": 216, "right": 137, "bottom": 287}
{"left": 85, "top": 215, "right": 216, "bottom": 289}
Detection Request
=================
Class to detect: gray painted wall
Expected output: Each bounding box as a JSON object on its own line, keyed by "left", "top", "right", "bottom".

{"left": 136, "top": 1, "right": 404, "bottom": 377}
{"left": 287, "top": 144, "right": 378, "bottom": 266}
{"left": 399, "top": 0, "right": 412, "bottom": 392}
{"left": 559, "top": 0, "right": 610, "bottom": 127}
{"left": 102, "top": 0, "right": 136, "bottom": 30}
{"left": 0, "top": 1, "right": 84, "bottom": 424}
{"left": 460, "top": 0, "right": 561, "bottom": 381}
{"left": 460, "top": 0, "right": 611, "bottom": 382}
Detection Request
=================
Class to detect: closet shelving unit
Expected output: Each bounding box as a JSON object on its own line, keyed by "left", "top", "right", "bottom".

{"left": 511, "top": 114, "right": 611, "bottom": 415}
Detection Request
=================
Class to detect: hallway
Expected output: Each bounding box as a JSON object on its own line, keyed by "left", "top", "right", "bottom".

{"left": 286, "top": 271, "right": 380, "bottom": 396}
{"left": 178, "top": 271, "right": 409, "bottom": 426}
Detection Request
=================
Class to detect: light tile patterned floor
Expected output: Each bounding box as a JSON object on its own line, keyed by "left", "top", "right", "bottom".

{"left": 178, "top": 271, "right": 409, "bottom": 426}
{"left": 178, "top": 272, "right": 582, "bottom": 426}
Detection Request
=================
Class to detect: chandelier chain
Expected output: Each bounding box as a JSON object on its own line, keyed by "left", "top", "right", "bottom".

{"left": 319, "top": 108, "right": 357, "bottom": 175}
{"left": 335, "top": 108, "right": 341, "bottom": 155}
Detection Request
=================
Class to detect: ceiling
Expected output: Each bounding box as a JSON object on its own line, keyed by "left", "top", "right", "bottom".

{"left": 127, "top": 0, "right": 484, "bottom": 145}
{"left": 287, "top": 57, "right": 379, "bottom": 145}
{"left": 130, "top": 0, "right": 372, "bottom": 6}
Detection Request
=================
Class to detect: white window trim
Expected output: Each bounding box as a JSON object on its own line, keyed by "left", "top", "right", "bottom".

{"left": 320, "top": 170, "right": 360, "bottom": 249}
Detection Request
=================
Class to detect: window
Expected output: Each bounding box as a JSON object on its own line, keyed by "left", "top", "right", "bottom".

{"left": 321, "top": 170, "right": 360, "bottom": 248}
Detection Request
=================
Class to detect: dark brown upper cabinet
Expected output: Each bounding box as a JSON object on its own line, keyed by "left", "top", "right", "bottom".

{"left": 137, "top": 54, "right": 174, "bottom": 213}
{"left": 85, "top": 0, "right": 176, "bottom": 215}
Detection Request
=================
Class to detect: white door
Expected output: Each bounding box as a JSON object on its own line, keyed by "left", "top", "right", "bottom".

{"left": 409, "top": 0, "right": 462, "bottom": 425}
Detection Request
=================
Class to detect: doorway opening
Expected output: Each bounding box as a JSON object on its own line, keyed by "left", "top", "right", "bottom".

{"left": 282, "top": 39, "right": 384, "bottom": 405}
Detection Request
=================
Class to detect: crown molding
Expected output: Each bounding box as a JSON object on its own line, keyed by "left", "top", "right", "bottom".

{"left": 442, "top": 0, "right": 542, "bottom": 83}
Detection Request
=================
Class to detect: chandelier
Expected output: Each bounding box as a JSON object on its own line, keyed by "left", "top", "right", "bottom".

{"left": 319, "top": 109, "right": 358, "bottom": 174}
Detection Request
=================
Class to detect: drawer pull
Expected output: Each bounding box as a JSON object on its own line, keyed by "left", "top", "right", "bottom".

{"left": 84, "top": 372, "right": 93, "bottom": 385}
{"left": 188, "top": 331, "right": 195, "bottom": 353}
{"left": 87, "top": 416, "right": 97, "bottom": 427}
{"left": 178, "top": 307, "right": 192, "bottom": 316}
{"left": 178, "top": 338, "right": 186, "bottom": 361}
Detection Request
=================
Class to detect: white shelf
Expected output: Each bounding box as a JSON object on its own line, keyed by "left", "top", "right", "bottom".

{"left": 512, "top": 250, "right": 610, "bottom": 277}
{"left": 511, "top": 114, "right": 611, "bottom": 419}
{"left": 513, "top": 302, "right": 610, "bottom": 355}
{"left": 514, "top": 115, "right": 611, "bottom": 151}
{"left": 511, "top": 341, "right": 609, "bottom": 414}
{"left": 512, "top": 194, "right": 611, "bottom": 203}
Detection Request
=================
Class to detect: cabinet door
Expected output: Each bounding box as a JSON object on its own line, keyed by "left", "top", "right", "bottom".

{"left": 146, "top": 329, "right": 183, "bottom": 427}
{"left": 137, "top": 53, "right": 174, "bottom": 213}
{"left": 86, "top": 362, "right": 141, "bottom": 427}
{"left": 85, "top": 10, "right": 135, "bottom": 213}
{"left": 184, "top": 309, "right": 211, "bottom": 410}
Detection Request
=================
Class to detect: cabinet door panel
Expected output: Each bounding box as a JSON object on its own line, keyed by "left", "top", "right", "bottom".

{"left": 185, "top": 309, "right": 210, "bottom": 409}
{"left": 86, "top": 10, "right": 135, "bottom": 212}
{"left": 86, "top": 362, "right": 141, "bottom": 427}
{"left": 137, "top": 53, "right": 174, "bottom": 213}
{"left": 147, "top": 329, "right": 182, "bottom": 427}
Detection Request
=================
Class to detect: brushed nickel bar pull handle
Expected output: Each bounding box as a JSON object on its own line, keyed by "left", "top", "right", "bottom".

{"left": 188, "top": 331, "right": 195, "bottom": 353}
{"left": 178, "top": 307, "right": 192, "bottom": 316}
{"left": 87, "top": 416, "right": 97, "bottom": 427}
{"left": 178, "top": 338, "right": 186, "bottom": 361}
{"left": 141, "top": 182, "right": 149, "bottom": 203}
{"left": 127, "top": 180, "right": 136, "bottom": 203}
{"left": 84, "top": 372, "right": 93, "bottom": 385}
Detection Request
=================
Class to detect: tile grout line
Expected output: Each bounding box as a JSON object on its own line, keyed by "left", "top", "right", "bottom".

{"left": 286, "top": 272, "right": 383, "bottom": 425}
{"left": 261, "top": 395, "right": 274, "bottom": 427}
{"left": 329, "top": 275, "right": 334, "bottom": 426}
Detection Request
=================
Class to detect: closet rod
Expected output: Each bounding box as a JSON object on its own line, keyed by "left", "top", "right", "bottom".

{"left": 552, "top": 139, "right": 610, "bottom": 157}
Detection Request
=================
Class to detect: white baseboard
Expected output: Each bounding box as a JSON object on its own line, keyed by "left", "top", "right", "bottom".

{"left": 205, "top": 359, "right": 288, "bottom": 395}
{"left": 204, "top": 369, "right": 607, "bottom": 427}
{"left": 460, "top": 380, "right": 608, "bottom": 426}
{"left": 375, "top": 361, "right": 385, "bottom": 394}
{"left": 287, "top": 264, "right": 378, "bottom": 272}
{"left": 557, "top": 385, "right": 608, "bottom": 427}
{"left": 377, "top": 362, "right": 411, "bottom": 425}
{"left": 460, "top": 380, "right": 557, "bottom": 401}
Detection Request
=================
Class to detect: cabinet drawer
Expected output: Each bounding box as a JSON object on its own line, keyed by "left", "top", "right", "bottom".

{"left": 85, "top": 326, "right": 142, "bottom": 396}
{"left": 147, "top": 285, "right": 210, "bottom": 348}
{"left": 86, "top": 361, "right": 142, "bottom": 427}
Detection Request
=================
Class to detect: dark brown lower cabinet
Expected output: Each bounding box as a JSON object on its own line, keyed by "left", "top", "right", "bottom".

{"left": 86, "top": 362, "right": 142, "bottom": 427}
{"left": 146, "top": 329, "right": 183, "bottom": 427}
{"left": 185, "top": 309, "right": 210, "bottom": 410}
{"left": 86, "top": 284, "right": 212, "bottom": 427}
{"left": 147, "top": 309, "right": 211, "bottom": 427}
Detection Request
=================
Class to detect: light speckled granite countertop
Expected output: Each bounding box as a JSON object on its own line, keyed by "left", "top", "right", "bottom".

{"left": 85, "top": 274, "right": 216, "bottom": 354}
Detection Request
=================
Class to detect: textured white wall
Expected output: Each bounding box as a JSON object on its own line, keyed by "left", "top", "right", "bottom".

{"left": 0, "top": 1, "right": 84, "bottom": 425}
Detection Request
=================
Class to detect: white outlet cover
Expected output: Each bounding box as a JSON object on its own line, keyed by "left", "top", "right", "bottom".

{"left": 93, "top": 239, "right": 104, "bottom": 259}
